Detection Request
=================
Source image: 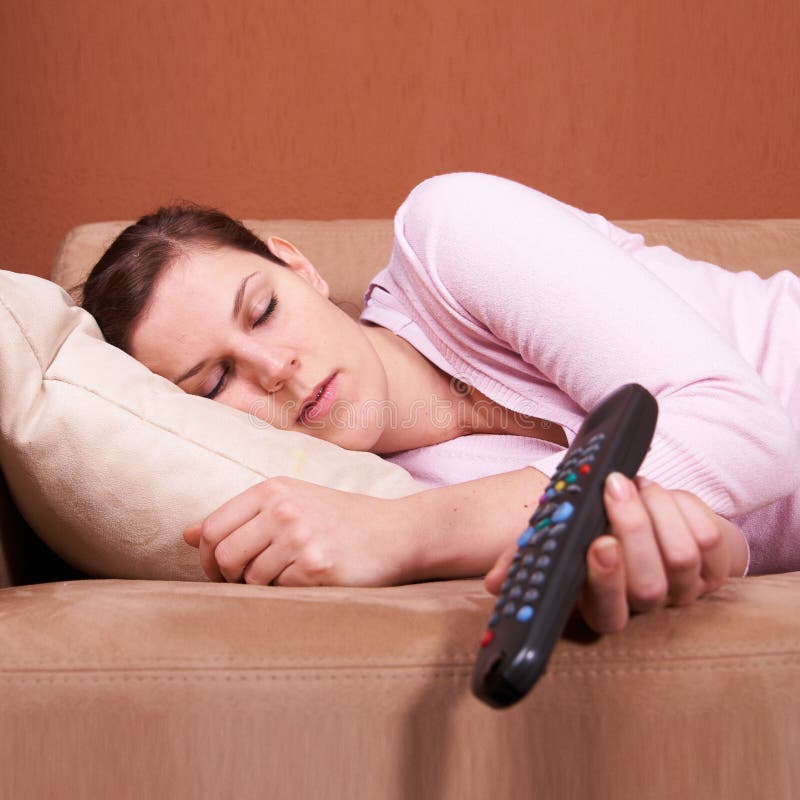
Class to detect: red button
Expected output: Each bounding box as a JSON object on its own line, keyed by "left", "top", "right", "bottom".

{"left": 579, "top": 464, "right": 592, "bottom": 475}
{"left": 480, "top": 629, "right": 494, "bottom": 647}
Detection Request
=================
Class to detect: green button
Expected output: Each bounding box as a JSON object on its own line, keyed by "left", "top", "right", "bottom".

{"left": 535, "top": 517, "right": 551, "bottom": 530}
{"left": 566, "top": 473, "right": 577, "bottom": 483}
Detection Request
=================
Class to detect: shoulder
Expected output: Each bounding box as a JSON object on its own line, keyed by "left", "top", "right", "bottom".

{"left": 393, "top": 172, "right": 539, "bottom": 266}
{"left": 398, "top": 172, "right": 527, "bottom": 224}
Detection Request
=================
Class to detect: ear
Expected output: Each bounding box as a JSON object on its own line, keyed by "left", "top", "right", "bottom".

{"left": 266, "top": 236, "right": 330, "bottom": 298}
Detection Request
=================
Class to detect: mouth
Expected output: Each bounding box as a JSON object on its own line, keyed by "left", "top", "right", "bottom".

{"left": 297, "top": 372, "right": 338, "bottom": 425}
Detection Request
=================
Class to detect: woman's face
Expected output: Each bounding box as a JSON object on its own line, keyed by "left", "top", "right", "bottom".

{"left": 129, "top": 239, "right": 391, "bottom": 451}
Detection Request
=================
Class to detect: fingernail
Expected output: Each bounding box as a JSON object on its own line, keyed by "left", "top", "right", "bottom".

{"left": 594, "top": 539, "right": 618, "bottom": 570}
{"left": 606, "top": 472, "right": 631, "bottom": 501}
{"left": 636, "top": 476, "right": 654, "bottom": 489}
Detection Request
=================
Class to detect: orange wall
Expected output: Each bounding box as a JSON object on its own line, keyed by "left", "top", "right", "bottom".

{"left": 1, "top": 0, "right": 798, "bottom": 278}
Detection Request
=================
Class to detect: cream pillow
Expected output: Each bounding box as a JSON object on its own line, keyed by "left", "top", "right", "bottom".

{"left": 0, "top": 269, "right": 422, "bottom": 581}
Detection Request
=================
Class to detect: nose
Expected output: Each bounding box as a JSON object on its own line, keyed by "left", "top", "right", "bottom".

{"left": 238, "top": 340, "right": 298, "bottom": 394}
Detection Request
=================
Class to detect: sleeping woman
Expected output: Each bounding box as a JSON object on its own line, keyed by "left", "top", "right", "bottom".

{"left": 80, "top": 172, "right": 800, "bottom": 633}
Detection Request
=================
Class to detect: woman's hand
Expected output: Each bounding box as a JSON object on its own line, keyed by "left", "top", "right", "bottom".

{"left": 184, "top": 467, "right": 554, "bottom": 589}
{"left": 484, "top": 473, "right": 749, "bottom": 633}
{"left": 183, "top": 477, "right": 417, "bottom": 587}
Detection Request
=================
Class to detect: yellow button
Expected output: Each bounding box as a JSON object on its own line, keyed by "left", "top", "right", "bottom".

{"left": 554, "top": 480, "right": 566, "bottom": 491}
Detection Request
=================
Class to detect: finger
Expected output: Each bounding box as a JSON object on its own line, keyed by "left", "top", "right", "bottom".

{"left": 202, "top": 484, "right": 267, "bottom": 540}
{"left": 484, "top": 544, "right": 517, "bottom": 596}
{"left": 638, "top": 483, "right": 702, "bottom": 606}
{"left": 244, "top": 548, "right": 299, "bottom": 586}
{"left": 213, "top": 513, "right": 277, "bottom": 583}
{"left": 196, "top": 488, "right": 266, "bottom": 582}
{"left": 198, "top": 534, "right": 225, "bottom": 582}
{"left": 578, "top": 536, "right": 629, "bottom": 633}
{"left": 604, "top": 472, "right": 668, "bottom": 612}
{"left": 183, "top": 524, "right": 202, "bottom": 548}
{"left": 670, "top": 491, "right": 729, "bottom": 591}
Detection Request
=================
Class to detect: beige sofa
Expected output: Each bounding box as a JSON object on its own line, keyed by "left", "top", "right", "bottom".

{"left": 1, "top": 216, "right": 799, "bottom": 799}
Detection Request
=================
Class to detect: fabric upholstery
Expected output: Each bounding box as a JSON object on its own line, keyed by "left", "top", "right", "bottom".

{"left": 53, "top": 218, "right": 800, "bottom": 302}
{"left": 1, "top": 574, "right": 799, "bottom": 798}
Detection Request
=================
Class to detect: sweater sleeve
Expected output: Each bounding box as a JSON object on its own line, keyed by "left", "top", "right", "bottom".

{"left": 391, "top": 172, "right": 800, "bottom": 518}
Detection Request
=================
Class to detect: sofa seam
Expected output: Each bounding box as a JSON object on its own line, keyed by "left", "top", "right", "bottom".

{"left": 1, "top": 646, "right": 798, "bottom": 671}
{"left": 1, "top": 656, "right": 800, "bottom": 685}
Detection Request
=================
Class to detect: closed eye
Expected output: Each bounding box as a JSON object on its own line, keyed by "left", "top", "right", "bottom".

{"left": 254, "top": 295, "right": 278, "bottom": 327}
{"left": 204, "top": 295, "right": 278, "bottom": 399}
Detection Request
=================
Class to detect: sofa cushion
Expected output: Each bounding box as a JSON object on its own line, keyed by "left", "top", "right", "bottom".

{"left": 1, "top": 573, "right": 799, "bottom": 798}
{"left": 52, "top": 218, "right": 800, "bottom": 301}
{"left": 0, "top": 270, "right": 422, "bottom": 583}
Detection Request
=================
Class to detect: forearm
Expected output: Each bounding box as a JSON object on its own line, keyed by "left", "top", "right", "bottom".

{"left": 398, "top": 467, "right": 549, "bottom": 582}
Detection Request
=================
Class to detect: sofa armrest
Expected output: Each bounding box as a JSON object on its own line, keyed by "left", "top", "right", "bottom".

{"left": 1, "top": 575, "right": 798, "bottom": 798}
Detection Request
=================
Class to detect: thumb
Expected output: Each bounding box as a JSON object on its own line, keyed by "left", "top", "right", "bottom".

{"left": 183, "top": 523, "right": 202, "bottom": 548}
{"left": 484, "top": 543, "right": 517, "bottom": 596}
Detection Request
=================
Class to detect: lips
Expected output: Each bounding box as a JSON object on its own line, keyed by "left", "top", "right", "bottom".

{"left": 298, "top": 372, "right": 338, "bottom": 424}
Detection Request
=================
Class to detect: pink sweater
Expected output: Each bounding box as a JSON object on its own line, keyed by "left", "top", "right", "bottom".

{"left": 360, "top": 173, "right": 800, "bottom": 575}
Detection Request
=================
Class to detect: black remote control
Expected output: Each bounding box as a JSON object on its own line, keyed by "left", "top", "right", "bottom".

{"left": 472, "top": 383, "right": 658, "bottom": 709}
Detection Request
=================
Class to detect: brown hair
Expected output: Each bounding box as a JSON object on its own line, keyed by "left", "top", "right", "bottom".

{"left": 79, "top": 204, "right": 285, "bottom": 352}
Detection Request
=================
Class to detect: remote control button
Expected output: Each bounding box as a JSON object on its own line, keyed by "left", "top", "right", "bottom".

{"left": 552, "top": 502, "right": 575, "bottom": 523}
{"left": 566, "top": 485, "right": 582, "bottom": 495}
{"left": 516, "top": 569, "right": 530, "bottom": 583}
{"left": 512, "top": 551, "right": 523, "bottom": 563}
{"left": 545, "top": 488, "right": 557, "bottom": 500}
{"left": 579, "top": 464, "right": 592, "bottom": 475}
{"left": 530, "top": 571, "right": 546, "bottom": 586}
{"left": 522, "top": 552, "right": 536, "bottom": 567}
{"left": 542, "top": 538, "right": 558, "bottom": 553}
{"left": 580, "top": 453, "right": 596, "bottom": 463}
{"left": 516, "top": 605, "right": 534, "bottom": 623}
{"left": 503, "top": 602, "right": 517, "bottom": 616}
{"left": 488, "top": 612, "right": 500, "bottom": 628}
{"left": 589, "top": 432, "right": 606, "bottom": 443}
{"left": 501, "top": 578, "right": 512, "bottom": 593}
{"left": 480, "top": 629, "right": 495, "bottom": 647}
{"left": 523, "top": 588, "right": 540, "bottom": 603}
{"left": 549, "top": 522, "right": 568, "bottom": 537}
{"left": 494, "top": 597, "right": 505, "bottom": 611}
{"left": 538, "top": 493, "right": 549, "bottom": 504}
{"left": 565, "top": 472, "right": 577, "bottom": 483}
{"left": 535, "top": 517, "right": 551, "bottom": 531}
{"left": 554, "top": 480, "right": 566, "bottom": 492}
{"left": 536, "top": 555, "right": 551, "bottom": 569}
{"left": 517, "top": 526, "right": 535, "bottom": 547}
{"left": 509, "top": 585, "right": 523, "bottom": 599}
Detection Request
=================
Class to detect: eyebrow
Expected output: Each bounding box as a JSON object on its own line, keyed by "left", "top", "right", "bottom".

{"left": 174, "top": 271, "right": 259, "bottom": 386}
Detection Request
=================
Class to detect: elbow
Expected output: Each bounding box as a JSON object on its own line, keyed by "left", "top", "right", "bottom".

{"left": 745, "top": 412, "right": 800, "bottom": 505}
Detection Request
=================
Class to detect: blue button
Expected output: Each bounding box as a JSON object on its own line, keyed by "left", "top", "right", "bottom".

{"left": 545, "top": 488, "right": 556, "bottom": 499}
{"left": 517, "top": 526, "right": 535, "bottom": 547}
{"left": 552, "top": 502, "right": 575, "bottom": 523}
{"left": 542, "top": 538, "right": 558, "bottom": 553}
{"left": 516, "top": 605, "right": 534, "bottom": 623}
